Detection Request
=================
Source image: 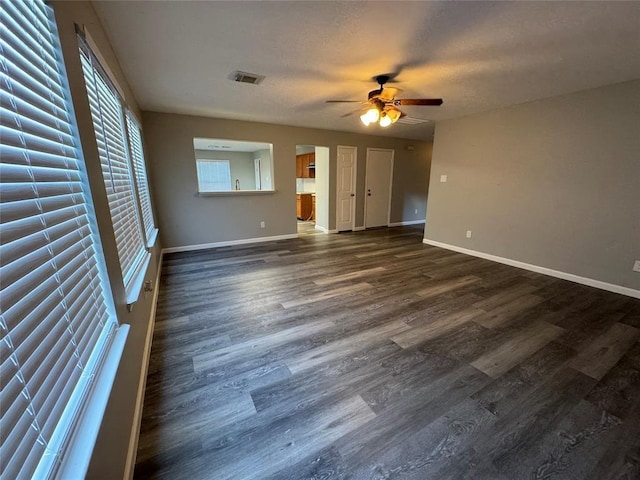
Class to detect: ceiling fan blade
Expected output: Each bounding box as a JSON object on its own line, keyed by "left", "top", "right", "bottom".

{"left": 395, "top": 98, "right": 443, "bottom": 106}
{"left": 340, "top": 108, "right": 364, "bottom": 118}
{"left": 326, "top": 100, "right": 364, "bottom": 103}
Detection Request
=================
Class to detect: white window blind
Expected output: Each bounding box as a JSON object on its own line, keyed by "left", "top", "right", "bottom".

{"left": 125, "top": 111, "right": 156, "bottom": 246}
{"left": 196, "top": 159, "right": 232, "bottom": 191}
{"left": 0, "top": 0, "right": 121, "bottom": 478}
{"left": 78, "top": 38, "right": 149, "bottom": 302}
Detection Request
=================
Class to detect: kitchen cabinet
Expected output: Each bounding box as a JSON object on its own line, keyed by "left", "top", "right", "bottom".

{"left": 296, "top": 153, "right": 315, "bottom": 179}
{"left": 296, "top": 193, "right": 313, "bottom": 220}
{"left": 296, "top": 156, "right": 303, "bottom": 178}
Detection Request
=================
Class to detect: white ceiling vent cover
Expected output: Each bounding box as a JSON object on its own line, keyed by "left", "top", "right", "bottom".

{"left": 397, "top": 116, "right": 431, "bottom": 125}
{"left": 230, "top": 71, "right": 265, "bottom": 85}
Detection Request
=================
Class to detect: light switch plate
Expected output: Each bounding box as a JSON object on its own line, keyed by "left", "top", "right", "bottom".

{"left": 440, "top": 174, "right": 448, "bottom": 183}
{"left": 466, "top": 230, "right": 472, "bottom": 238}
{"left": 633, "top": 260, "right": 640, "bottom": 272}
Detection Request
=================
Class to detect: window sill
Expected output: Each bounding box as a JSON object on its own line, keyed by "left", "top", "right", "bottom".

{"left": 198, "top": 190, "right": 277, "bottom": 197}
{"left": 146, "top": 228, "right": 159, "bottom": 249}
{"left": 125, "top": 251, "right": 151, "bottom": 308}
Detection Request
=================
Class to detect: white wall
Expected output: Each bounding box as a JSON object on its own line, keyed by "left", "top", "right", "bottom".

{"left": 315, "top": 146, "right": 330, "bottom": 231}
{"left": 425, "top": 80, "right": 640, "bottom": 292}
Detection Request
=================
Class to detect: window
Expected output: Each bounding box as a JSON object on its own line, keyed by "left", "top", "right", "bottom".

{"left": 193, "top": 138, "right": 275, "bottom": 192}
{"left": 196, "top": 159, "right": 232, "bottom": 192}
{"left": 78, "top": 36, "right": 150, "bottom": 303}
{"left": 0, "top": 0, "right": 126, "bottom": 478}
{"left": 125, "top": 111, "right": 157, "bottom": 247}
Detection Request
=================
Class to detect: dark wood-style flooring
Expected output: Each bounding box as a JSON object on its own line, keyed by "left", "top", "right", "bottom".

{"left": 135, "top": 226, "right": 640, "bottom": 480}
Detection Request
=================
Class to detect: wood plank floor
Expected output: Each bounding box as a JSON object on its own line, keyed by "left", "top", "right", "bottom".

{"left": 135, "top": 226, "right": 640, "bottom": 480}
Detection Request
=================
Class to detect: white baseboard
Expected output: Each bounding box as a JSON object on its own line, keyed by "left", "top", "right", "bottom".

{"left": 353, "top": 226, "right": 366, "bottom": 231}
{"left": 314, "top": 225, "right": 337, "bottom": 234}
{"left": 422, "top": 238, "right": 640, "bottom": 299}
{"left": 389, "top": 220, "right": 426, "bottom": 227}
{"left": 162, "top": 234, "right": 298, "bottom": 253}
{"left": 124, "top": 252, "right": 163, "bottom": 480}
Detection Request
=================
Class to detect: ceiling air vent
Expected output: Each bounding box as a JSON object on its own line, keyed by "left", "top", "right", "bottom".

{"left": 230, "top": 71, "right": 265, "bottom": 85}
{"left": 397, "top": 116, "right": 431, "bottom": 125}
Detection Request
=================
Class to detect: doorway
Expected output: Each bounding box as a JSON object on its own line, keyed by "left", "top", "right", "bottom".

{"left": 296, "top": 145, "right": 329, "bottom": 235}
{"left": 364, "top": 148, "right": 394, "bottom": 228}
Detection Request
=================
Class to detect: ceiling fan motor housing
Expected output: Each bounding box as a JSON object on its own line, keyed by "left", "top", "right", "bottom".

{"left": 368, "top": 89, "right": 383, "bottom": 100}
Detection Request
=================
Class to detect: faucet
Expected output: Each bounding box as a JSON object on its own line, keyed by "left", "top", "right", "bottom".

{"left": 235, "top": 179, "right": 240, "bottom": 190}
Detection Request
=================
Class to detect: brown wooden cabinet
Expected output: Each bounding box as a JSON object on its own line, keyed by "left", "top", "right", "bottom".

{"left": 295, "top": 155, "right": 303, "bottom": 178}
{"left": 296, "top": 153, "right": 315, "bottom": 179}
{"left": 296, "top": 193, "right": 313, "bottom": 220}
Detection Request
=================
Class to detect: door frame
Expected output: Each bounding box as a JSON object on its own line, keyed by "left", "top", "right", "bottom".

{"left": 336, "top": 145, "right": 357, "bottom": 232}
{"left": 364, "top": 147, "right": 394, "bottom": 229}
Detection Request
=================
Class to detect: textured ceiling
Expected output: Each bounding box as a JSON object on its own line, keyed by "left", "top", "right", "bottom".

{"left": 92, "top": 1, "right": 640, "bottom": 141}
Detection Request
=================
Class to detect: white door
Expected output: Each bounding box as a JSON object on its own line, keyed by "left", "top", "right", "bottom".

{"left": 254, "top": 158, "right": 261, "bottom": 190}
{"left": 336, "top": 146, "right": 357, "bottom": 231}
{"left": 365, "top": 148, "right": 394, "bottom": 228}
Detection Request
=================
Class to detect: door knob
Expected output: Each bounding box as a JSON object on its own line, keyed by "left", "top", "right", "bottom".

{"left": 367, "top": 189, "right": 371, "bottom": 196}
{"left": 350, "top": 193, "right": 355, "bottom": 197}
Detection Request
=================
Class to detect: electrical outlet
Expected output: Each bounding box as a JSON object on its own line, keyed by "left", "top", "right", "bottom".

{"left": 440, "top": 174, "right": 448, "bottom": 183}
{"left": 260, "top": 221, "right": 265, "bottom": 228}
{"left": 633, "top": 260, "right": 640, "bottom": 273}
{"left": 414, "top": 209, "right": 418, "bottom": 215}
{"left": 466, "top": 230, "right": 472, "bottom": 238}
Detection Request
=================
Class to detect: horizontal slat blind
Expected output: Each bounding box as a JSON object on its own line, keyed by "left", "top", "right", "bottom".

{"left": 78, "top": 40, "right": 147, "bottom": 291}
{"left": 196, "top": 159, "right": 232, "bottom": 191}
{"left": 125, "top": 112, "right": 156, "bottom": 245}
{"left": 0, "top": 1, "right": 117, "bottom": 478}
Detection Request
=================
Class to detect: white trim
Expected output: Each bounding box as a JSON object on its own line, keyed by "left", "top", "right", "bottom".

{"left": 389, "top": 220, "right": 426, "bottom": 227}
{"left": 162, "top": 234, "right": 299, "bottom": 254}
{"left": 314, "top": 225, "right": 338, "bottom": 234}
{"left": 336, "top": 145, "right": 357, "bottom": 233}
{"left": 145, "top": 228, "right": 159, "bottom": 249}
{"left": 125, "top": 251, "right": 151, "bottom": 306}
{"left": 353, "top": 226, "right": 366, "bottom": 231}
{"left": 422, "top": 238, "right": 640, "bottom": 299}
{"left": 197, "top": 189, "right": 277, "bottom": 197}
{"left": 123, "top": 254, "right": 163, "bottom": 480}
{"left": 55, "top": 325, "right": 130, "bottom": 480}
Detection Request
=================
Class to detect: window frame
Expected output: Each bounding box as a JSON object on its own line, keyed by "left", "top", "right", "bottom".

{"left": 0, "top": 1, "right": 129, "bottom": 478}
{"left": 77, "top": 34, "right": 151, "bottom": 305}
{"left": 125, "top": 110, "right": 158, "bottom": 248}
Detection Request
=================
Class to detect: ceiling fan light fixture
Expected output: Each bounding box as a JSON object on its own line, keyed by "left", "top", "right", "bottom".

{"left": 360, "top": 112, "right": 371, "bottom": 126}
{"left": 360, "top": 107, "right": 379, "bottom": 126}
{"left": 385, "top": 107, "right": 402, "bottom": 124}
{"left": 367, "top": 107, "right": 379, "bottom": 123}
{"left": 379, "top": 113, "right": 392, "bottom": 127}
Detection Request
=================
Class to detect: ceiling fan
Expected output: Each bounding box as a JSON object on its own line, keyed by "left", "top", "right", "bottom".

{"left": 326, "top": 75, "right": 443, "bottom": 127}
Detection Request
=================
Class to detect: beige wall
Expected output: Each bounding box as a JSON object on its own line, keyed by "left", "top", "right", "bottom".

{"left": 52, "top": 2, "right": 162, "bottom": 479}
{"left": 143, "top": 111, "right": 432, "bottom": 248}
{"left": 425, "top": 80, "right": 640, "bottom": 291}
